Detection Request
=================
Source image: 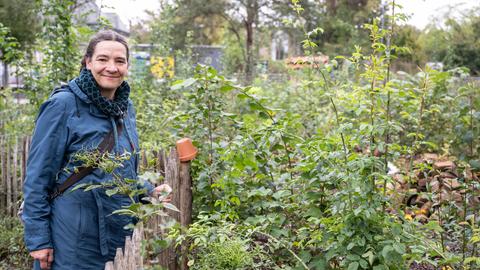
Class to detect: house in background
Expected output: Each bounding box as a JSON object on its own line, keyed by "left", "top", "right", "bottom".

{"left": 74, "top": 1, "right": 129, "bottom": 36}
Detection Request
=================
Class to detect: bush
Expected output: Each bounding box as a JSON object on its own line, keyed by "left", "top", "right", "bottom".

{"left": 0, "top": 216, "right": 32, "bottom": 269}
{"left": 194, "top": 238, "right": 254, "bottom": 270}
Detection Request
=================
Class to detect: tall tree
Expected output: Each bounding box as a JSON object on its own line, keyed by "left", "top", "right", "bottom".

{"left": 0, "top": 0, "right": 39, "bottom": 49}
{"left": 443, "top": 10, "right": 480, "bottom": 74}
{"left": 0, "top": 0, "right": 39, "bottom": 86}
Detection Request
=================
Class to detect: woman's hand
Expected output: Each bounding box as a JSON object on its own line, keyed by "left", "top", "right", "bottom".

{"left": 30, "top": 248, "right": 54, "bottom": 270}
{"left": 152, "top": 184, "right": 173, "bottom": 203}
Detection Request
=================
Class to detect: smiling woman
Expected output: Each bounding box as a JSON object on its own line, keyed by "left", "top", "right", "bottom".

{"left": 22, "top": 30, "right": 171, "bottom": 270}
{"left": 85, "top": 41, "right": 129, "bottom": 99}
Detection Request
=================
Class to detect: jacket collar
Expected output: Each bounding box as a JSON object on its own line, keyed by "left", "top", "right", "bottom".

{"left": 69, "top": 79, "right": 110, "bottom": 118}
{"left": 68, "top": 79, "right": 92, "bottom": 104}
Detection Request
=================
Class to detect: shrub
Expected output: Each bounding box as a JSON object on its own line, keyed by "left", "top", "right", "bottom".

{"left": 194, "top": 238, "right": 254, "bottom": 270}
{"left": 0, "top": 216, "right": 32, "bottom": 269}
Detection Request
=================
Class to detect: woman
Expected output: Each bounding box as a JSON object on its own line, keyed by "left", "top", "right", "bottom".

{"left": 23, "top": 30, "right": 168, "bottom": 270}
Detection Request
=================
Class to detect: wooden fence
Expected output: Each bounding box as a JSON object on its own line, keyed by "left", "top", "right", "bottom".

{"left": 0, "top": 135, "right": 31, "bottom": 217}
{"left": 105, "top": 149, "right": 193, "bottom": 270}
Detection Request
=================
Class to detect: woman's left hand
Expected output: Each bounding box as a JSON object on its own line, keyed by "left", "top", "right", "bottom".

{"left": 152, "top": 184, "right": 173, "bottom": 203}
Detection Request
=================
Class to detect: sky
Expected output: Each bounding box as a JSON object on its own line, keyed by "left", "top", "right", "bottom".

{"left": 96, "top": 0, "right": 479, "bottom": 30}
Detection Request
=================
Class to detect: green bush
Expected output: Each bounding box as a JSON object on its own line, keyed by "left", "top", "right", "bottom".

{"left": 194, "top": 238, "right": 253, "bottom": 270}
{"left": 0, "top": 216, "right": 31, "bottom": 270}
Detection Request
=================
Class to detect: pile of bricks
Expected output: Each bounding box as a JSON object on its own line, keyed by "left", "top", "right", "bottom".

{"left": 386, "top": 153, "right": 480, "bottom": 222}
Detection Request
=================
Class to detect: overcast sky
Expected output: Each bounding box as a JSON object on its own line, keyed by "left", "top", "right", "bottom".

{"left": 96, "top": 0, "right": 479, "bottom": 30}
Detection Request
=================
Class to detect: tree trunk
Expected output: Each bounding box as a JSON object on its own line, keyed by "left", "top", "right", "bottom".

{"left": 3, "top": 62, "right": 8, "bottom": 88}
{"left": 326, "top": 0, "right": 338, "bottom": 15}
{"left": 244, "top": 0, "right": 258, "bottom": 85}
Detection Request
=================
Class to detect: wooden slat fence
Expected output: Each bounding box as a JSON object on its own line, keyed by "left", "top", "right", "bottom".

{"left": 0, "top": 135, "right": 31, "bottom": 217}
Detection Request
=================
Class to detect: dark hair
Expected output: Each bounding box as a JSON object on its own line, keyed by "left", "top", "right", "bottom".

{"left": 81, "top": 29, "right": 129, "bottom": 69}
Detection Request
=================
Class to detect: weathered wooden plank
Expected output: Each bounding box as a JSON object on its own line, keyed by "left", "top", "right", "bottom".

{"left": 157, "top": 149, "right": 180, "bottom": 270}
{"left": 20, "top": 137, "right": 24, "bottom": 188}
{"left": 179, "top": 161, "right": 192, "bottom": 270}
{"left": 6, "top": 139, "right": 11, "bottom": 216}
{"left": 104, "top": 261, "right": 114, "bottom": 270}
{"left": 159, "top": 149, "right": 166, "bottom": 178}
{"left": 113, "top": 247, "right": 124, "bottom": 270}
{"left": 179, "top": 162, "right": 192, "bottom": 227}
{"left": 133, "top": 222, "right": 144, "bottom": 269}
{"left": 168, "top": 149, "right": 180, "bottom": 221}
{"left": 12, "top": 137, "right": 18, "bottom": 214}
{"left": 0, "top": 136, "right": 5, "bottom": 214}
{"left": 123, "top": 236, "right": 133, "bottom": 270}
{"left": 152, "top": 150, "right": 158, "bottom": 173}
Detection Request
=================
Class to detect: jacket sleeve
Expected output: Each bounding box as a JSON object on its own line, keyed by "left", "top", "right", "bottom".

{"left": 23, "top": 97, "right": 69, "bottom": 251}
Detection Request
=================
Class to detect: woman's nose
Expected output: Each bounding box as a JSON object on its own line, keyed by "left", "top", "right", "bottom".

{"left": 105, "top": 61, "right": 118, "bottom": 72}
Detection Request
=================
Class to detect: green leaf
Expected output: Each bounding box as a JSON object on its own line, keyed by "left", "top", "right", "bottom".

{"left": 359, "top": 259, "right": 368, "bottom": 269}
{"left": 362, "top": 250, "right": 374, "bottom": 265}
{"left": 71, "top": 183, "right": 87, "bottom": 191}
{"left": 219, "top": 85, "right": 236, "bottom": 92}
{"left": 171, "top": 78, "right": 197, "bottom": 90}
{"left": 393, "top": 243, "right": 406, "bottom": 254}
{"left": 381, "top": 245, "right": 393, "bottom": 259}
{"left": 163, "top": 203, "right": 180, "bottom": 212}
{"left": 112, "top": 209, "right": 136, "bottom": 216}
{"left": 272, "top": 190, "right": 291, "bottom": 200}
{"left": 105, "top": 188, "right": 119, "bottom": 197}
{"left": 84, "top": 184, "right": 103, "bottom": 192}
{"left": 230, "top": 196, "right": 240, "bottom": 205}
{"left": 348, "top": 261, "right": 359, "bottom": 270}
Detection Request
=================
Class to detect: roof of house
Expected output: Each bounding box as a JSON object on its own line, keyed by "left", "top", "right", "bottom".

{"left": 73, "top": 1, "right": 129, "bottom": 36}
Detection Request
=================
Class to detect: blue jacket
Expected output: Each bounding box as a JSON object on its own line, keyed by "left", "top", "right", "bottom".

{"left": 23, "top": 79, "right": 153, "bottom": 269}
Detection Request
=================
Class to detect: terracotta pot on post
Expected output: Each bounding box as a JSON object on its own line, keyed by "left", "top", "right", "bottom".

{"left": 176, "top": 138, "right": 198, "bottom": 162}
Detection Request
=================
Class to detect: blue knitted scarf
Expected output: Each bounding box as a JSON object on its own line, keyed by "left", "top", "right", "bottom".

{"left": 75, "top": 68, "right": 130, "bottom": 118}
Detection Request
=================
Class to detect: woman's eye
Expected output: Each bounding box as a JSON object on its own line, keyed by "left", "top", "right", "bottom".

{"left": 98, "top": 58, "right": 107, "bottom": 62}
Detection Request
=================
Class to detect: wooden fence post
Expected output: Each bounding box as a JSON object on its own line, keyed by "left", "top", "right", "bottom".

{"left": 12, "top": 137, "right": 18, "bottom": 215}
{"left": 1, "top": 136, "right": 5, "bottom": 215}
{"left": 158, "top": 148, "right": 180, "bottom": 270}
{"left": 179, "top": 161, "right": 192, "bottom": 270}
{"left": 6, "top": 137, "right": 11, "bottom": 216}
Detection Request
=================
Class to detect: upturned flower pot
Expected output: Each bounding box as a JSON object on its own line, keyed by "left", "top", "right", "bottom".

{"left": 176, "top": 138, "right": 198, "bottom": 162}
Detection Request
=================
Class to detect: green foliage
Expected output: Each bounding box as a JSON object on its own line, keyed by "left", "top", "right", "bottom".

{"left": 414, "top": 7, "right": 480, "bottom": 74}
{"left": 2, "top": 0, "right": 480, "bottom": 268}
{"left": 18, "top": 0, "right": 80, "bottom": 106}
{"left": 0, "top": 88, "right": 36, "bottom": 137}
{"left": 194, "top": 238, "right": 253, "bottom": 270}
{"left": 0, "top": 23, "right": 23, "bottom": 64}
{"left": 443, "top": 10, "right": 480, "bottom": 74}
{"left": 0, "top": 0, "right": 39, "bottom": 48}
{"left": 0, "top": 217, "right": 32, "bottom": 269}
{"left": 173, "top": 214, "right": 283, "bottom": 270}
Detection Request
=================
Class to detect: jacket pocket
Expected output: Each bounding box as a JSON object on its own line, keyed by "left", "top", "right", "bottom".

{"left": 79, "top": 200, "right": 99, "bottom": 240}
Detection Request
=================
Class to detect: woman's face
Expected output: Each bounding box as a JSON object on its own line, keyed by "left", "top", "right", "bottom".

{"left": 86, "top": 40, "right": 128, "bottom": 95}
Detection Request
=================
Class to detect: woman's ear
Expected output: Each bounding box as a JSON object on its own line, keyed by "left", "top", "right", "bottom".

{"left": 85, "top": 57, "right": 92, "bottom": 70}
